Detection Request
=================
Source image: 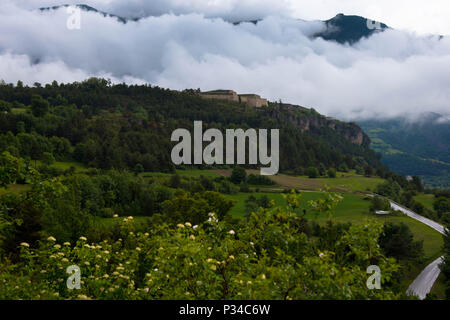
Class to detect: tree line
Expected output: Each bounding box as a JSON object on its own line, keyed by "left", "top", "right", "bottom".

{"left": 0, "top": 78, "right": 388, "bottom": 175}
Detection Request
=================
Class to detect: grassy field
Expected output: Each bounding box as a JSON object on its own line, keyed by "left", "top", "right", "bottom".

{"left": 11, "top": 107, "right": 27, "bottom": 114}
{"left": 414, "top": 193, "right": 435, "bottom": 211}
{"left": 225, "top": 191, "right": 371, "bottom": 219}
{"left": 52, "top": 161, "right": 87, "bottom": 171}
{"left": 5, "top": 165, "right": 443, "bottom": 273}
{"left": 225, "top": 192, "right": 287, "bottom": 217}
{"left": 174, "top": 169, "right": 222, "bottom": 178}
{"left": 383, "top": 216, "right": 443, "bottom": 261}
{"left": 93, "top": 216, "right": 150, "bottom": 229}
{"left": 138, "top": 168, "right": 384, "bottom": 193}
{"left": 1, "top": 161, "right": 444, "bottom": 298}
{"left": 132, "top": 168, "right": 442, "bottom": 261}
{"left": 31, "top": 160, "right": 88, "bottom": 172}
{"left": 313, "top": 175, "right": 385, "bottom": 192}
{"left": 0, "top": 184, "right": 29, "bottom": 195}
{"left": 0, "top": 161, "right": 86, "bottom": 195}
{"left": 141, "top": 169, "right": 222, "bottom": 179}
{"left": 213, "top": 169, "right": 385, "bottom": 193}
{"left": 430, "top": 272, "right": 446, "bottom": 299}
{"left": 225, "top": 191, "right": 443, "bottom": 261}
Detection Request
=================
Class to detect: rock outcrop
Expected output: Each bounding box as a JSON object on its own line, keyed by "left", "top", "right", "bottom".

{"left": 199, "top": 92, "right": 370, "bottom": 146}
{"left": 271, "top": 103, "right": 371, "bottom": 147}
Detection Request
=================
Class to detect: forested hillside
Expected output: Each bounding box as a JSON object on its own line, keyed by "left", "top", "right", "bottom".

{"left": 0, "top": 78, "right": 385, "bottom": 175}
{"left": 0, "top": 78, "right": 444, "bottom": 300}
{"left": 359, "top": 114, "right": 450, "bottom": 188}
{"left": 1, "top": 0, "right": 449, "bottom": 304}
{"left": 314, "top": 13, "right": 389, "bottom": 44}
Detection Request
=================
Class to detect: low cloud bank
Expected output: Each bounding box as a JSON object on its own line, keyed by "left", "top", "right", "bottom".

{"left": 0, "top": 2, "right": 449, "bottom": 120}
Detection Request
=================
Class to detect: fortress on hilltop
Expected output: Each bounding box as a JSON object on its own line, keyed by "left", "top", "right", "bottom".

{"left": 199, "top": 90, "right": 269, "bottom": 108}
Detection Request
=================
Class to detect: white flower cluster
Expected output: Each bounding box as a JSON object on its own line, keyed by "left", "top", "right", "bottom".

{"left": 207, "top": 212, "right": 218, "bottom": 224}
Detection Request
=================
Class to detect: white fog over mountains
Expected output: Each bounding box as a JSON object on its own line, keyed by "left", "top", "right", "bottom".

{"left": 0, "top": 1, "right": 450, "bottom": 120}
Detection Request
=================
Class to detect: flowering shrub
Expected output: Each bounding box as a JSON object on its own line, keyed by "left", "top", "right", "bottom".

{"left": 0, "top": 154, "right": 401, "bottom": 300}
{"left": 0, "top": 207, "right": 400, "bottom": 300}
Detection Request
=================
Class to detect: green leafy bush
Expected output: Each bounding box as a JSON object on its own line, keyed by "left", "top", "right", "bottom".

{"left": 0, "top": 208, "right": 400, "bottom": 300}
{"left": 247, "top": 174, "right": 275, "bottom": 186}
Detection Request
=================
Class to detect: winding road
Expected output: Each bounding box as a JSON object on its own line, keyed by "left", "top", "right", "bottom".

{"left": 406, "top": 256, "right": 443, "bottom": 300}
{"left": 389, "top": 201, "right": 445, "bottom": 235}
{"left": 386, "top": 199, "right": 446, "bottom": 299}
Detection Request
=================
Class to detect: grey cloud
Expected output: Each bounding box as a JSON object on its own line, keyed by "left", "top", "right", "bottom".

{"left": 0, "top": 53, "right": 145, "bottom": 86}
{"left": 0, "top": 2, "right": 449, "bottom": 121}
{"left": 12, "top": 0, "right": 293, "bottom": 21}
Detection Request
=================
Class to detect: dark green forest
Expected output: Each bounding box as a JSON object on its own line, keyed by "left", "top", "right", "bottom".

{"left": 0, "top": 78, "right": 385, "bottom": 176}
{"left": 0, "top": 78, "right": 448, "bottom": 300}
{"left": 359, "top": 115, "right": 450, "bottom": 188}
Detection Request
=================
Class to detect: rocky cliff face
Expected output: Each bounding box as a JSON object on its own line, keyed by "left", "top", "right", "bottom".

{"left": 267, "top": 103, "right": 371, "bottom": 147}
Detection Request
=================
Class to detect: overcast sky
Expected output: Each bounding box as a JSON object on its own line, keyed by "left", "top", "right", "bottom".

{"left": 1, "top": 1, "right": 449, "bottom": 120}
{"left": 11, "top": 0, "right": 450, "bottom": 35}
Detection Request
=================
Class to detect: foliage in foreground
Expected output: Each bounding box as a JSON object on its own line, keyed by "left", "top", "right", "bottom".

{"left": 0, "top": 209, "right": 401, "bottom": 300}
{"left": 0, "top": 151, "right": 402, "bottom": 300}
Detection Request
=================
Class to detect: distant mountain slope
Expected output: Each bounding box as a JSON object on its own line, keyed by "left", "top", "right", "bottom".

{"left": 234, "top": 13, "right": 390, "bottom": 44}
{"left": 358, "top": 113, "right": 450, "bottom": 188}
{"left": 39, "top": 6, "right": 388, "bottom": 45}
{"left": 313, "top": 13, "right": 389, "bottom": 44}
{"left": 39, "top": 4, "right": 137, "bottom": 23}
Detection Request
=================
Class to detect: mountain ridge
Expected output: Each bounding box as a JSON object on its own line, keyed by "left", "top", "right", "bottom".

{"left": 313, "top": 13, "right": 389, "bottom": 44}
{"left": 0, "top": 78, "right": 382, "bottom": 174}
{"left": 39, "top": 5, "right": 390, "bottom": 44}
{"left": 39, "top": 3, "right": 137, "bottom": 23}
{"left": 358, "top": 113, "right": 450, "bottom": 188}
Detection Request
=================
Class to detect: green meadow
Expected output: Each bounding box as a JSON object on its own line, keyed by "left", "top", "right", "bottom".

{"left": 141, "top": 168, "right": 222, "bottom": 179}
{"left": 413, "top": 193, "right": 435, "bottom": 211}
{"left": 213, "top": 169, "right": 385, "bottom": 193}
{"left": 1, "top": 166, "right": 442, "bottom": 263}
{"left": 0, "top": 184, "right": 29, "bottom": 196}
{"left": 225, "top": 191, "right": 443, "bottom": 261}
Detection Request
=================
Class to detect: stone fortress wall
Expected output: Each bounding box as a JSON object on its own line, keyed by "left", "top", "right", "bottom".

{"left": 238, "top": 94, "right": 268, "bottom": 108}
{"left": 199, "top": 90, "right": 239, "bottom": 103}
{"left": 199, "top": 90, "right": 269, "bottom": 108}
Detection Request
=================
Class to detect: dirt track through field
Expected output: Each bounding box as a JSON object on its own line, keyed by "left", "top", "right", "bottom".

{"left": 211, "top": 169, "right": 347, "bottom": 192}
